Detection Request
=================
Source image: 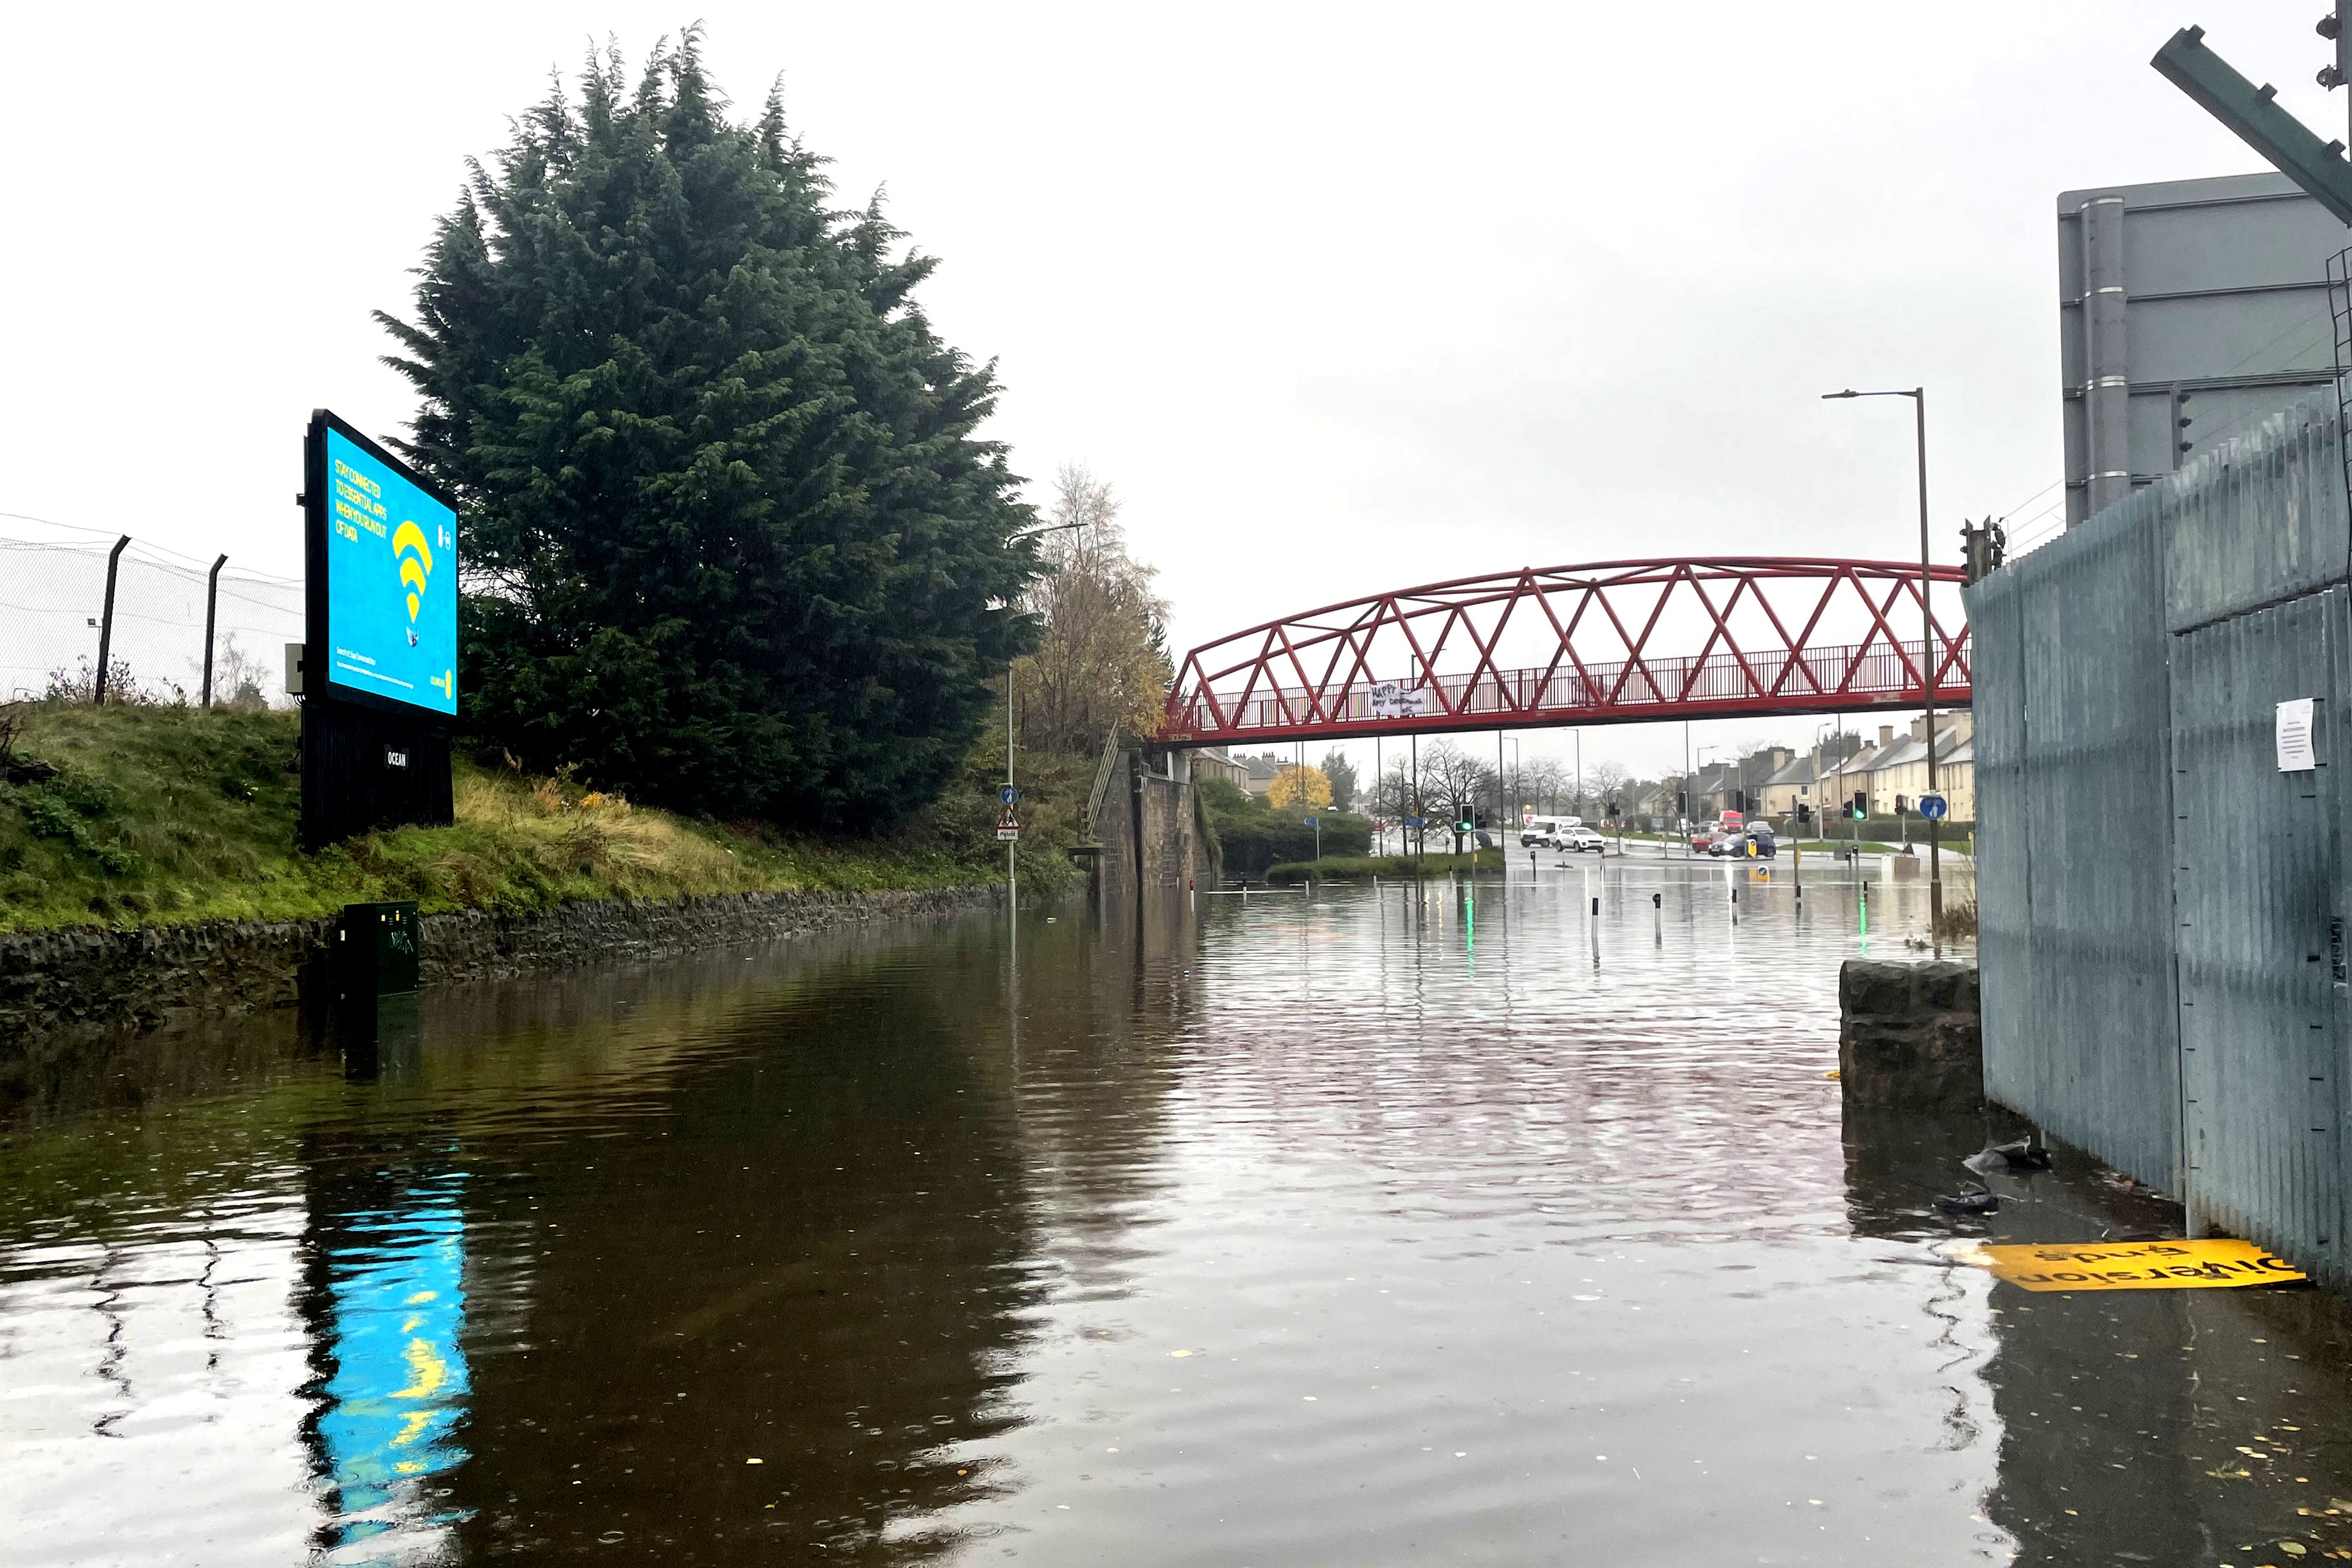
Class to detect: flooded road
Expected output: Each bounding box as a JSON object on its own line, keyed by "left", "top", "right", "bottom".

{"left": 6, "top": 857, "right": 2352, "bottom": 1564}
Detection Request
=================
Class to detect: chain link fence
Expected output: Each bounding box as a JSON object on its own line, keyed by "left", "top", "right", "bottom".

{"left": 0, "top": 522, "right": 302, "bottom": 708}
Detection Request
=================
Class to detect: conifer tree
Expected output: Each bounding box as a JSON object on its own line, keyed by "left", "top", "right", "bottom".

{"left": 379, "top": 32, "right": 1039, "bottom": 827}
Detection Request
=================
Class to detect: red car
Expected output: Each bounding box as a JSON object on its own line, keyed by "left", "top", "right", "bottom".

{"left": 1688, "top": 811, "right": 1743, "bottom": 851}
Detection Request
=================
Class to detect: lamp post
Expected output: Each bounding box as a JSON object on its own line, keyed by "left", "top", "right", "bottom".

{"left": 1824, "top": 386, "right": 1944, "bottom": 933}
{"left": 1003, "top": 517, "right": 1091, "bottom": 911}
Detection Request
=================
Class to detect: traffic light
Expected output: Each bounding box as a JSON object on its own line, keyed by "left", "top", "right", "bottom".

{"left": 1797, "top": 803, "right": 1812, "bottom": 825}
{"left": 1606, "top": 799, "right": 1619, "bottom": 818}
{"left": 1895, "top": 794, "right": 1909, "bottom": 816}
{"left": 1456, "top": 819, "right": 1472, "bottom": 835}
{"left": 1851, "top": 792, "right": 1867, "bottom": 820}
{"left": 1676, "top": 790, "right": 1689, "bottom": 815}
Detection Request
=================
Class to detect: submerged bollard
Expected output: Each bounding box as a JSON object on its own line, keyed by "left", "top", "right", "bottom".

{"left": 1651, "top": 890, "right": 1662, "bottom": 944}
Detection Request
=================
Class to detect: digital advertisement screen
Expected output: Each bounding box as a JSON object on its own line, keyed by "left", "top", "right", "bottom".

{"left": 324, "top": 428, "right": 457, "bottom": 716}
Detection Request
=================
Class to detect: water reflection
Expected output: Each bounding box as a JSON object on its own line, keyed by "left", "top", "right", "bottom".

{"left": 310, "top": 1170, "right": 471, "bottom": 1559}
{"left": 1843, "top": 1093, "right": 2352, "bottom": 1566}
{"left": 21, "top": 858, "right": 2352, "bottom": 1563}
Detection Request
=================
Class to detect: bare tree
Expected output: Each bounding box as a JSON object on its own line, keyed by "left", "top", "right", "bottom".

{"left": 1585, "top": 761, "right": 1630, "bottom": 817}
{"left": 1417, "top": 740, "right": 1495, "bottom": 854}
{"left": 1523, "top": 756, "right": 1568, "bottom": 814}
{"left": 1014, "top": 464, "right": 1172, "bottom": 754}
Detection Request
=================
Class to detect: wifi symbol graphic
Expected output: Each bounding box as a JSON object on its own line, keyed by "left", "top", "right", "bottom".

{"left": 393, "top": 520, "right": 434, "bottom": 629}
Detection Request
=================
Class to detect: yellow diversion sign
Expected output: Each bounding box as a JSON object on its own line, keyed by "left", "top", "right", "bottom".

{"left": 1947, "top": 1238, "right": 2305, "bottom": 1292}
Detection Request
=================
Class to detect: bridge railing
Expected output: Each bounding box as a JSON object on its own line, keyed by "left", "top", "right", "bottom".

{"left": 1168, "top": 635, "right": 1971, "bottom": 738}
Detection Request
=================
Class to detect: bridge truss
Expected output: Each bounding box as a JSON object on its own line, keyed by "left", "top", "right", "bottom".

{"left": 1161, "top": 557, "right": 1971, "bottom": 747}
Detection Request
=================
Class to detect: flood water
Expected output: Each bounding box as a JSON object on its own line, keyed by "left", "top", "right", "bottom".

{"left": 7, "top": 853, "right": 2352, "bottom": 1566}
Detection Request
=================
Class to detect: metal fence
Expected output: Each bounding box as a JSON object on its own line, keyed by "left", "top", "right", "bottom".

{"left": 0, "top": 523, "right": 301, "bottom": 707}
{"left": 1967, "top": 387, "right": 2352, "bottom": 1278}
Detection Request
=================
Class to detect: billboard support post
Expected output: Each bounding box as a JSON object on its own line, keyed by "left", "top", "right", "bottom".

{"left": 299, "top": 411, "right": 460, "bottom": 851}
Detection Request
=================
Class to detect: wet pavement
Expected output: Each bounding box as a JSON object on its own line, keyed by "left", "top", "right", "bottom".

{"left": 4, "top": 858, "right": 2352, "bottom": 1564}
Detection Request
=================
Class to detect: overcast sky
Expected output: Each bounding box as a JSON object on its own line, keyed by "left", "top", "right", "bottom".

{"left": 4, "top": 3, "right": 2342, "bottom": 783}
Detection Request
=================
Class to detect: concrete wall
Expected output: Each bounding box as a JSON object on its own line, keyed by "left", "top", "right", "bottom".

{"left": 1968, "top": 388, "right": 2352, "bottom": 1275}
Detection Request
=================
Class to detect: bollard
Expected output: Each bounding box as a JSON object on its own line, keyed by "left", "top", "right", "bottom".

{"left": 1651, "top": 890, "right": 1662, "bottom": 944}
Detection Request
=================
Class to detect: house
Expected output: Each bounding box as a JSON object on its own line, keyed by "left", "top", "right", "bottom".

{"left": 1864, "top": 711, "right": 1975, "bottom": 821}
{"left": 1690, "top": 761, "right": 1741, "bottom": 819}
{"left": 1193, "top": 746, "right": 1250, "bottom": 794}
{"left": 1821, "top": 726, "right": 1898, "bottom": 818}
{"left": 1757, "top": 752, "right": 1814, "bottom": 817}
{"left": 1240, "top": 752, "right": 1286, "bottom": 797}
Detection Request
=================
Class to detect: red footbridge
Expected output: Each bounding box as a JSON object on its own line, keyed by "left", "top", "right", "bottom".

{"left": 1160, "top": 558, "right": 1970, "bottom": 747}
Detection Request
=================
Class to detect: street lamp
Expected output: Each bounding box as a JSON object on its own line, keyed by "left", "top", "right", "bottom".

{"left": 999, "top": 518, "right": 1091, "bottom": 911}
{"left": 1824, "top": 386, "right": 1944, "bottom": 935}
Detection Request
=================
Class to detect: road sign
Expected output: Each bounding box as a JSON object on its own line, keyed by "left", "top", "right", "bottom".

{"left": 1919, "top": 793, "right": 1948, "bottom": 821}
{"left": 1402, "top": 816, "right": 1426, "bottom": 828}
{"left": 996, "top": 822, "right": 1021, "bottom": 841}
{"left": 1302, "top": 816, "right": 1317, "bottom": 826}
{"left": 1949, "top": 1236, "right": 2304, "bottom": 1293}
{"left": 1000, "top": 783, "right": 1020, "bottom": 806}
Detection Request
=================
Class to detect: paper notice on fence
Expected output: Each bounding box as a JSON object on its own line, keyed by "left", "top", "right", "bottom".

{"left": 2277, "top": 697, "right": 2318, "bottom": 772}
{"left": 1945, "top": 1237, "right": 2305, "bottom": 1292}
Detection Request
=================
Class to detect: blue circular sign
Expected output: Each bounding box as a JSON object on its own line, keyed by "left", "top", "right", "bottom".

{"left": 1919, "top": 793, "right": 1948, "bottom": 821}
{"left": 1000, "top": 784, "right": 1020, "bottom": 806}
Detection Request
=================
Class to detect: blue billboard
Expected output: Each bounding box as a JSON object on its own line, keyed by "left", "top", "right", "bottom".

{"left": 323, "top": 428, "right": 457, "bottom": 716}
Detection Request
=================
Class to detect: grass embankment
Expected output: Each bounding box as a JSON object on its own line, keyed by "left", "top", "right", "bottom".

{"left": 1262, "top": 850, "right": 1503, "bottom": 884}
{"left": 0, "top": 704, "right": 1077, "bottom": 932}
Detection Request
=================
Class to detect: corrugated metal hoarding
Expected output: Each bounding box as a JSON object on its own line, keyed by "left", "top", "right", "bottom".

{"left": 1971, "top": 492, "right": 2180, "bottom": 1189}
{"left": 1969, "top": 389, "right": 2352, "bottom": 1278}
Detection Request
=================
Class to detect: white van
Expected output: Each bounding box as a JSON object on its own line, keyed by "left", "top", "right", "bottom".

{"left": 1520, "top": 815, "right": 1583, "bottom": 848}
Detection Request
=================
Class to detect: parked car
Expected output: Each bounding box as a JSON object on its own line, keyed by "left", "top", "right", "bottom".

{"left": 1707, "top": 825, "right": 1778, "bottom": 859}
{"left": 1560, "top": 826, "right": 1607, "bottom": 853}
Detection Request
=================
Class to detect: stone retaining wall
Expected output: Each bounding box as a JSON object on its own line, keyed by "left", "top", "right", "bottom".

{"left": 1838, "top": 958, "right": 1982, "bottom": 1111}
{"left": 0, "top": 885, "right": 999, "bottom": 1046}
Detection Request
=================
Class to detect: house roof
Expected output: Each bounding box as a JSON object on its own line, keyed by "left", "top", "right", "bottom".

{"left": 1762, "top": 755, "right": 1815, "bottom": 788}
{"left": 1863, "top": 727, "right": 1967, "bottom": 773}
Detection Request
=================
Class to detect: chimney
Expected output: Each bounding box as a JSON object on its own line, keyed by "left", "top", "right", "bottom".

{"left": 1878, "top": 724, "right": 1894, "bottom": 748}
